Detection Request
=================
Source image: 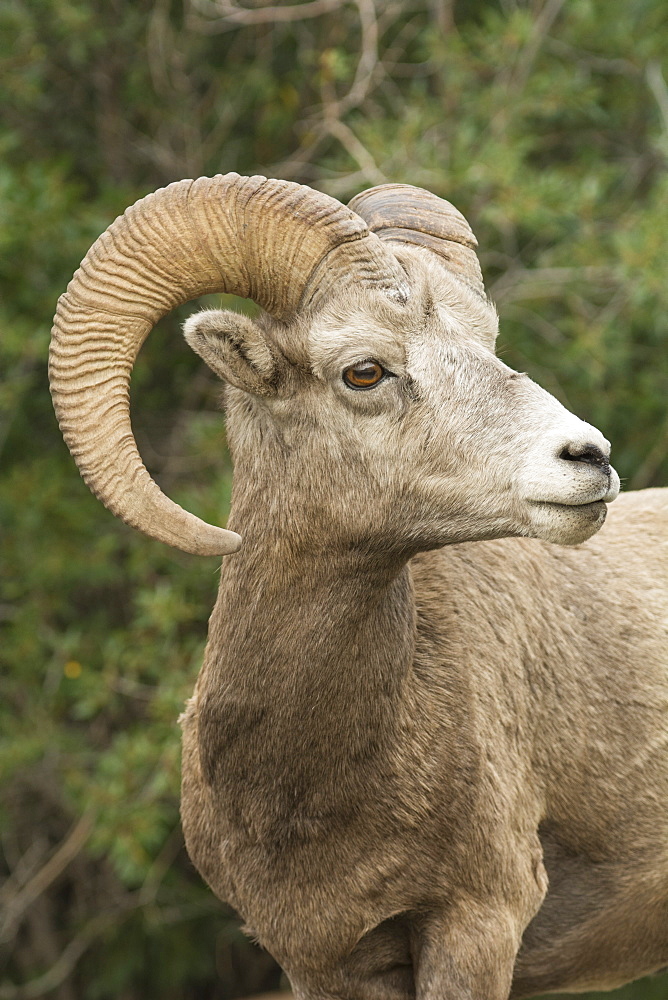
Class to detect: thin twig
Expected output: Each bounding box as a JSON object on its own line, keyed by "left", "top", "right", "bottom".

{"left": 500, "top": 303, "right": 567, "bottom": 346}
{"left": 335, "top": 0, "right": 379, "bottom": 118}
{"left": 646, "top": 61, "right": 668, "bottom": 136}
{"left": 0, "top": 815, "right": 95, "bottom": 945}
{"left": 187, "top": 0, "right": 345, "bottom": 33}
{"left": 490, "top": 266, "right": 616, "bottom": 304}
{"left": 510, "top": 0, "right": 567, "bottom": 95}
{"left": 136, "top": 825, "right": 185, "bottom": 906}
{"left": 323, "top": 119, "right": 387, "bottom": 185}
{"left": 546, "top": 37, "right": 640, "bottom": 77}
{"left": 0, "top": 903, "right": 138, "bottom": 1000}
{"left": 429, "top": 0, "right": 454, "bottom": 35}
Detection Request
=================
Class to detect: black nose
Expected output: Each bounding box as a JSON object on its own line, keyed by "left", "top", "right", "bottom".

{"left": 560, "top": 442, "right": 610, "bottom": 471}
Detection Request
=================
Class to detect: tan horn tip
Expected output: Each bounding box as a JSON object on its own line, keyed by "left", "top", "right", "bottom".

{"left": 196, "top": 527, "right": 242, "bottom": 557}
{"left": 146, "top": 522, "right": 241, "bottom": 557}
{"left": 132, "top": 500, "right": 243, "bottom": 557}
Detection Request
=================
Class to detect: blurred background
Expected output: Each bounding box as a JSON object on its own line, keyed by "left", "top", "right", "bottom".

{"left": 1, "top": 0, "right": 667, "bottom": 997}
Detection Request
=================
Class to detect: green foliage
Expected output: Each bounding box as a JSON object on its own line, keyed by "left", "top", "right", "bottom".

{"left": 1, "top": 0, "right": 666, "bottom": 997}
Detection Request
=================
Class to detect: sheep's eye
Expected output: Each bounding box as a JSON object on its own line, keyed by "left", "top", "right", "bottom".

{"left": 343, "top": 361, "right": 385, "bottom": 390}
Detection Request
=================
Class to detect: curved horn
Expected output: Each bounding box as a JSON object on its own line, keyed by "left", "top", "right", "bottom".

{"left": 348, "top": 183, "right": 485, "bottom": 297}
{"left": 50, "top": 173, "right": 404, "bottom": 556}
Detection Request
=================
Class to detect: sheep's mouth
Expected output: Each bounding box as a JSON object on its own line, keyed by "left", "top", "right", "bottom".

{"left": 531, "top": 499, "right": 607, "bottom": 518}
{"left": 524, "top": 497, "right": 609, "bottom": 545}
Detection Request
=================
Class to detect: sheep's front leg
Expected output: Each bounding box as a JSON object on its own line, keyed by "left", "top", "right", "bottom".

{"left": 413, "top": 902, "right": 526, "bottom": 1000}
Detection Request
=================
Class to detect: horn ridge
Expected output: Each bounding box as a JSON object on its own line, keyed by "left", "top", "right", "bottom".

{"left": 348, "top": 182, "right": 485, "bottom": 297}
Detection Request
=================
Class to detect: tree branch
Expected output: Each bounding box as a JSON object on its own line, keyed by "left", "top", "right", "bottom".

{"left": 646, "top": 61, "right": 668, "bottom": 137}
{"left": 0, "top": 815, "right": 94, "bottom": 945}
{"left": 187, "top": 0, "right": 346, "bottom": 33}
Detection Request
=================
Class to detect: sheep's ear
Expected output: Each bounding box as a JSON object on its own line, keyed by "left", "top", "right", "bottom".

{"left": 183, "top": 309, "right": 281, "bottom": 396}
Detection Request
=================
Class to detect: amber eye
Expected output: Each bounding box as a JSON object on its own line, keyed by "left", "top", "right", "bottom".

{"left": 342, "top": 361, "right": 386, "bottom": 390}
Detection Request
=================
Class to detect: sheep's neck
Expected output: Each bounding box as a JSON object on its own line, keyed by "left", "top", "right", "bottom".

{"left": 197, "top": 519, "right": 418, "bottom": 842}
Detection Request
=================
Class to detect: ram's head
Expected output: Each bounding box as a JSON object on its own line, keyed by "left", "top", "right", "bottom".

{"left": 50, "top": 174, "right": 619, "bottom": 557}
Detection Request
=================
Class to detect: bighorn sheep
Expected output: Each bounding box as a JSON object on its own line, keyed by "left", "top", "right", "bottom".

{"left": 50, "top": 174, "right": 667, "bottom": 1000}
